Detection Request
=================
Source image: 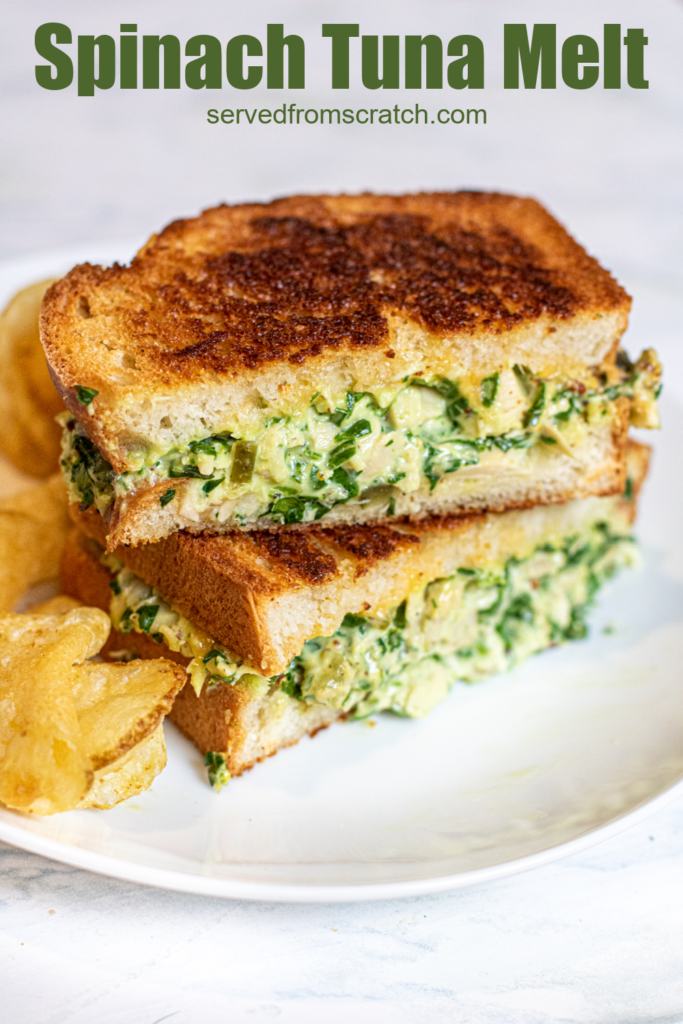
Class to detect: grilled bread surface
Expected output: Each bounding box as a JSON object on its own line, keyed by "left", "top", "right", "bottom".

{"left": 42, "top": 192, "right": 630, "bottom": 474}
{"left": 69, "top": 439, "right": 647, "bottom": 677}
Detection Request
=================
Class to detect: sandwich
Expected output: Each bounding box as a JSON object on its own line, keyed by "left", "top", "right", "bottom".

{"left": 41, "top": 193, "right": 661, "bottom": 549}
{"left": 61, "top": 441, "right": 649, "bottom": 783}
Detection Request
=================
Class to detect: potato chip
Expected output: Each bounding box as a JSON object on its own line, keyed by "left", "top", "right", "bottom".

{"left": 0, "top": 279, "right": 64, "bottom": 477}
{"left": 71, "top": 657, "right": 182, "bottom": 771}
{"left": 0, "top": 608, "right": 185, "bottom": 814}
{"left": 0, "top": 608, "right": 109, "bottom": 814}
{"left": 0, "top": 474, "right": 71, "bottom": 613}
{"left": 80, "top": 725, "right": 167, "bottom": 810}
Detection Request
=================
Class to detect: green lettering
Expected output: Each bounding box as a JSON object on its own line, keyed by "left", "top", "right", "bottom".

{"left": 405, "top": 35, "right": 443, "bottom": 89}
{"left": 322, "top": 24, "right": 359, "bottom": 88}
{"left": 447, "top": 35, "right": 485, "bottom": 89}
{"left": 624, "top": 28, "right": 648, "bottom": 89}
{"left": 120, "top": 30, "right": 137, "bottom": 90}
{"left": 142, "top": 35, "right": 181, "bottom": 89}
{"left": 267, "top": 24, "right": 305, "bottom": 88}
{"left": 504, "top": 24, "right": 556, "bottom": 89}
{"left": 226, "top": 35, "right": 263, "bottom": 89}
{"left": 78, "top": 35, "right": 116, "bottom": 97}
{"left": 186, "top": 35, "right": 222, "bottom": 89}
{"left": 362, "top": 36, "right": 400, "bottom": 89}
{"left": 562, "top": 35, "right": 599, "bottom": 90}
{"left": 603, "top": 24, "right": 621, "bottom": 89}
{"left": 35, "top": 22, "right": 73, "bottom": 90}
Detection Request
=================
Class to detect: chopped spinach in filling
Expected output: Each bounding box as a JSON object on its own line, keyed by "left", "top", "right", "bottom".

{"left": 63, "top": 349, "right": 660, "bottom": 524}
{"left": 105, "top": 518, "right": 637, "bottom": 720}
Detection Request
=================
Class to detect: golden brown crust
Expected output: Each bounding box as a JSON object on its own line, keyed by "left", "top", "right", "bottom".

{"left": 41, "top": 192, "right": 630, "bottom": 474}
{"left": 45, "top": 193, "right": 628, "bottom": 373}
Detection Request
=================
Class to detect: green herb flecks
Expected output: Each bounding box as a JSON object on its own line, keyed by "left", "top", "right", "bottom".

{"left": 328, "top": 419, "right": 372, "bottom": 469}
{"left": 203, "top": 648, "right": 229, "bottom": 666}
{"left": 523, "top": 382, "right": 546, "bottom": 428}
{"left": 267, "top": 494, "right": 328, "bottom": 525}
{"left": 496, "top": 593, "right": 535, "bottom": 652}
{"left": 330, "top": 466, "right": 359, "bottom": 499}
{"left": 69, "top": 432, "right": 114, "bottom": 511}
{"left": 75, "top": 386, "right": 98, "bottom": 406}
{"left": 553, "top": 388, "right": 584, "bottom": 423}
{"left": 159, "top": 488, "right": 176, "bottom": 507}
{"left": 513, "top": 364, "right": 535, "bottom": 398}
{"left": 492, "top": 432, "right": 533, "bottom": 453}
{"left": 202, "top": 479, "right": 223, "bottom": 494}
{"left": 417, "top": 377, "right": 470, "bottom": 425}
{"left": 341, "top": 612, "right": 368, "bottom": 632}
{"left": 393, "top": 600, "right": 408, "bottom": 629}
{"left": 168, "top": 464, "right": 210, "bottom": 479}
{"left": 188, "top": 433, "right": 235, "bottom": 456}
{"left": 422, "top": 439, "right": 480, "bottom": 491}
{"left": 481, "top": 372, "right": 499, "bottom": 408}
{"left": 136, "top": 605, "right": 159, "bottom": 633}
{"left": 279, "top": 661, "right": 304, "bottom": 700}
{"left": 205, "top": 751, "right": 230, "bottom": 792}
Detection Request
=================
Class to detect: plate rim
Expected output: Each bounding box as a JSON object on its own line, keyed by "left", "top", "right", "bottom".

{"left": 0, "top": 241, "right": 678, "bottom": 903}
{"left": 1, "top": 776, "right": 682, "bottom": 902}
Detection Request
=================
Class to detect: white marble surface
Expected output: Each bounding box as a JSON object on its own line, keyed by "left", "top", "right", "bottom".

{"left": 3, "top": 804, "right": 683, "bottom": 1024}
{"left": 1, "top": 0, "right": 683, "bottom": 1019}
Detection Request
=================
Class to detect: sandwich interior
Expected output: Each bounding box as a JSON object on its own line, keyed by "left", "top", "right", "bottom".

{"left": 62, "top": 443, "right": 647, "bottom": 783}
{"left": 59, "top": 349, "right": 660, "bottom": 543}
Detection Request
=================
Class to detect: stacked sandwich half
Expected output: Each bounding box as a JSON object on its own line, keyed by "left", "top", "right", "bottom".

{"left": 41, "top": 192, "right": 661, "bottom": 788}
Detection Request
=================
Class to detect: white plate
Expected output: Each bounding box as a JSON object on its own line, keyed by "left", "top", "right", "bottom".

{"left": 1, "top": 245, "right": 682, "bottom": 903}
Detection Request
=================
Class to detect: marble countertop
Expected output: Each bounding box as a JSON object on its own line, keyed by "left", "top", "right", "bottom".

{"left": 1, "top": 0, "right": 683, "bottom": 1019}
{"left": 3, "top": 804, "right": 683, "bottom": 1024}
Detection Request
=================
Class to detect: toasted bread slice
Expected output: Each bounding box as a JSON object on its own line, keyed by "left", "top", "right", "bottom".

{"left": 43, "top": 193, "right": 630, "bottom": 471}
{"left": 41, "top": 192, "right": 656, "bottom": 547}
{"left": 68, "top": 440, "right": 647, "bottom": 678}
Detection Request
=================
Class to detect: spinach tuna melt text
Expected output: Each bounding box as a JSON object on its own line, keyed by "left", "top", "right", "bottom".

{"left": 63, "top": 350, "right": 660, "bottom": 525}
{"left": 105, "top": 517, "right": 637, "bottom": 720}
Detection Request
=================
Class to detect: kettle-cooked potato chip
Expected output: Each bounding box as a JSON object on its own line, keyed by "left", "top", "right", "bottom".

{"left": 72, "top": 656, "right": 183, "bottom": 771}
{"left": 0, "top": 279, "right": 64, "bottom": 477}
{"left": 0, "top": 608, "right": 184, "bottom": 814}
{"left": 0, "top": 474, "right": 71, "bottom": 614}
{"left": 0, "top": 608, "right": 109, "bottom": 814}
{"left": 80, "top": 725, "right": 167, "bottom": 810}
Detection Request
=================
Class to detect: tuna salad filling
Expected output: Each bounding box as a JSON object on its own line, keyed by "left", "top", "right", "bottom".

{"left": 103, "top": 514, "right": 637, "bottom": 720}
{"left": 63, "top": 350, "right": 660, "bottom": 526}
